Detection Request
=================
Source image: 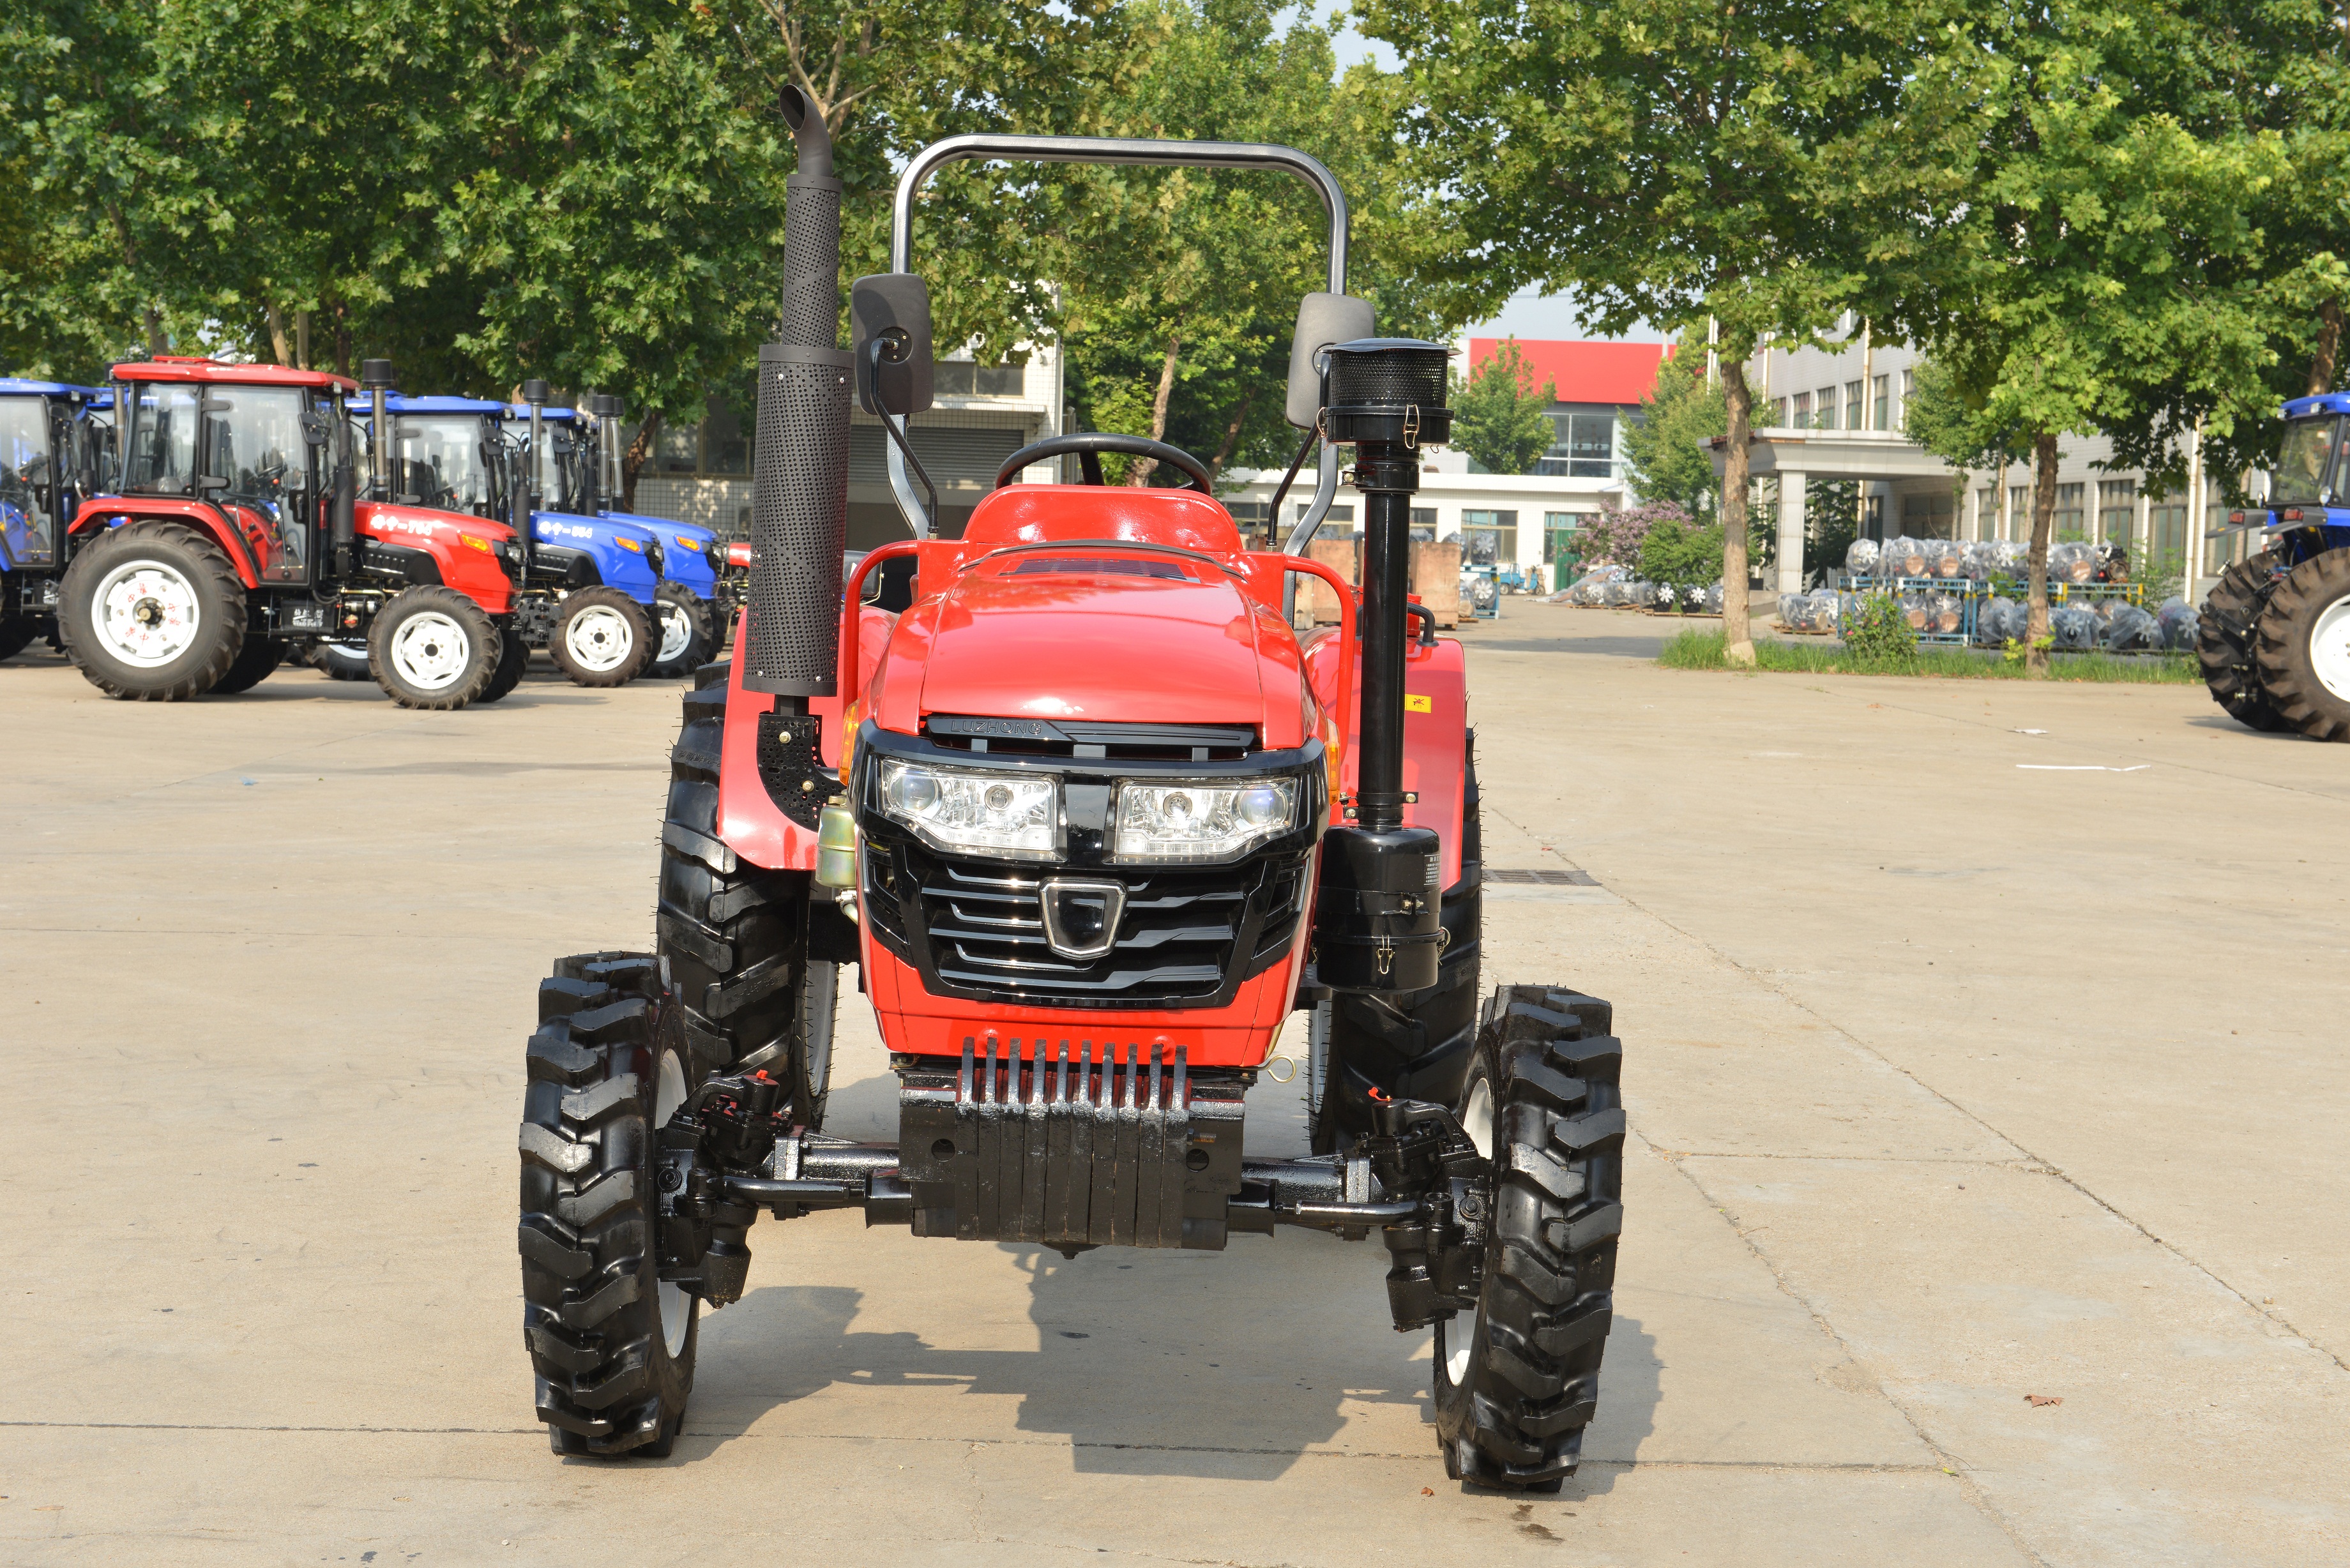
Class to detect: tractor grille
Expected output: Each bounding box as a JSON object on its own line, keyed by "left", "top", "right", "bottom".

{"left": 895, "top": 849, "right": 1305, "bottom": 1007}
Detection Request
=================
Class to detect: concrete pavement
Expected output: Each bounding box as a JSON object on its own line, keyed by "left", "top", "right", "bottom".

{"left": 1, "top": 607, "right": 2342, "bottom": 1565}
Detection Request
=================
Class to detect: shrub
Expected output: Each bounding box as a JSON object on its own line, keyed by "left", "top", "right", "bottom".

{"left": 1840, "top": 592, "right": 1917, "bottom": 663}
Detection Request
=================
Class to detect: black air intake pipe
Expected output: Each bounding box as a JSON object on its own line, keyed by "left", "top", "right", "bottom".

{"left": 743, "top": 87, "right": 853, "bottom": 697}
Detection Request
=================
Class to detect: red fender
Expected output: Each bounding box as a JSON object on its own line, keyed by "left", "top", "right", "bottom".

{"left": 70, "top": 497, "right": 261, "bottom": 589}
{"left": 352, "top": 502, "right": 516, "bottom": 614}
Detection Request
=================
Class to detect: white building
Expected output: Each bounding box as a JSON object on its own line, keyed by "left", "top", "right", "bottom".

{"left": 1724, "top": 324, "right": 2234, "bottom": 597}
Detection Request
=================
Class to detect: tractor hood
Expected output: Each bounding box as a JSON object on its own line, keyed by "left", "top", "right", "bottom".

{"left": 911, "top": 565, "right": 1273, "bottom": 734}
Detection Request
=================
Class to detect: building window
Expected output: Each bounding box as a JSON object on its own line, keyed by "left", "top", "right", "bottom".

{"left": 2096, "top": 479, "right": 2137, "bottom": 545}
{"left": 1566, "top": 413, "right": 1614, "bottom": 477}
{"left": 2052, "top": 482, "right": 2086, "bottom": 540}
{"left": 1774, "top": 397, "right": 1789, "bottom": 428}
{"left": 1460, "top": 509, "right": 1519, "bottom": 568}
{"left": 1294, "top": 503, "right": 1354, "bottom": 527}
{"left": 1227, "top": 501, "right": 1271, "bottom": 542}
{"left": 1846, "top": 381, "right": 1864, "bottom": 431}
{"left": 656, "top": 418, "right": 699, "bottom": 474}
{"left": 1874, "top": 375, "right": 1890, "bottom": 433}
{"left": 1899, "top": 370, "right": 1915, "bottom": 433}
{"left": 1791, "top": 391, "right": 1811, "bottom": 427}
{"left": 1901, "top": 491, "right": 1955, "bottom": 538}
{"left": 2147, "top": 497, "right": 2189, "bottom": 563}
{"left": 932, "top": 359, "right": 1027, "bottom": 398}
{"left": 1409, "top": 505, "right": 1437, "bottom": 543}
{"left": 1978, "top": 487, "right": 2000, "bottom": 539}
{"left": 1815, "top": 389, "right": 1838, "bottom": 430}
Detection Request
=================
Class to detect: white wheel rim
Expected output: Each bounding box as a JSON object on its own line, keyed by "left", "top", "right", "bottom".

{"left": 1442, "top": 1318, "right": 1473, "bottom": 1385}
{"left": 2311, "top": 594, "right": 2350, "bottom": 702}
{"left": 566, "top": 605, "right": 635, "bottom": 672}
{"left": 388, "top": 611, "right": 473, "bottom": 691}
{"left": 1462, "top": 1078, "right": 1495, "bottom": 1161}
{"left": 658, "top": 603, "right": 692, "bottom": 663}
{"left": 93, "top": 558, "right": 202, "bottom": 668}
{"left": 654, "top": 1051, "right": 691, "bottom": 1359}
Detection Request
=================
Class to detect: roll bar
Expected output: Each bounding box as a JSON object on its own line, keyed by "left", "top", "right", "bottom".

{"left": 886, "top": 135, "right": 1350, "bottom": 543}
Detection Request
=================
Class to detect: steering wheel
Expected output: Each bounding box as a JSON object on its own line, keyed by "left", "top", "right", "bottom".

{"left": 994, "top": 433, "right": 1213, "bottom": 494}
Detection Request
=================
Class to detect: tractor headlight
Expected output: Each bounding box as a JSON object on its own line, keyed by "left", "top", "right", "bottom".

{"left": 1112, "top": 778, "right": 1297, "bottom": 864}
{"left": 878, "top": 759, "right": 1060, "bottom": 861}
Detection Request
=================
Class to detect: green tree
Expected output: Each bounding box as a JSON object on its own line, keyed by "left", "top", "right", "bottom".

{"left": 1359, "top": 0, "right": 1944, "bottom": 663}
{"left": 1621, "top": 334, "right": 1725, "bottom": 520}
{"left": 1448, "top": 338, "right": 1556, "bottom": 474}
{"left": 1900, "top": 2, "right": 2286, "bottom": 671}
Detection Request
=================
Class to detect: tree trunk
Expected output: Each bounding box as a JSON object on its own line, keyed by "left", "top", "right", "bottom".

{"left": 1205, "top": 388, "right": 1255, "bottom": 486}
{"left": 296, "top": 308, "right": 312, "bottom": 371}
{"left": 143, "top": 306, "right": 167, "bottom": 356}
{"left": 264, "top": 303, "right": 292, "bottom": 366}
{"left": 1720, "top": 361, "right": 1754, "bottom": 663}
{"left": 2024, "top": 430, "right": 2058, "bottom": 676}
{"left": 2308, "top": 299, "right": 2343, "bottom": 396}
{"left": 330, "top": 298, "right": 352, "bottom": 378}
{"left": 623, "top": 411, "right": 661, "bottom": 513}
{"left": 1127, "top": 338, "right": 1181, "bottom": 486}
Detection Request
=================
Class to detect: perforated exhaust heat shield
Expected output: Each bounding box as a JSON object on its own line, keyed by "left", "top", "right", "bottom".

{"left": 745, "top": 88, "right": 851, "bottom": 697}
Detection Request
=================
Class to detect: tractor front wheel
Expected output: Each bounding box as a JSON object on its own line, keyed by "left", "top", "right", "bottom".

{"left": 57, "top": 520, "right": 246, "bottom": 700}
{"left": 649, "top": 584, "right": 715, "bottom": 680}
{"left": 2253, "top": 547, "right": 2350, "bottom": 741}
{"left": 209, "top": 635, "right": 286, "bottom": 695}
{"left": 2198, "top": 550, "right": 2289, "bottom": 732}
{"left": 552, "top": 588, "right": 651, "bottom": 687}
{"left": 368, "top": 585, "right": 499, "bottom": 709}
{"left": 520, "top": 951, "right": 699, "bottom": 1458}
{"left": 310, "top": 638, "right": 373, "bottom": 681}
{"left": 1432, "top": 986, "right": 1623, "bottom": 1491}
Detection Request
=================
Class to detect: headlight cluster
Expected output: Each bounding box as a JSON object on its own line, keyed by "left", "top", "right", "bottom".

{"left": 875, "top": 759, "right": 1299, "bottom": 864}
{"left": 1113, "top": 780, "right": 1296, "bottom": 863}
{"left": 880, "top": 760, "right": 1060, "bottom": 860}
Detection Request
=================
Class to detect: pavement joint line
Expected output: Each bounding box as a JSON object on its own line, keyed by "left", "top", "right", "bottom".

{"left": 1635, "top": 1135, "right": 2055, "bottom": 1568}
{"left": 1655, "top": 1150, "right": 2048, "bottom": 1168}
{"left": 1497, "top": 799, "right": 2350, "bottom": 1380}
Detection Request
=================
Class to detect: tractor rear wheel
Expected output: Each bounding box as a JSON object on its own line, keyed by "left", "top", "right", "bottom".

{"left": 209, "top": 635, "right": 285, "bottom": 695}
{"left": 1432, "top": 986, "right": 1623, "bottom": 1491}
{"left": 519, "top": 951, "right": 699, "bottom": 1458}
{"left": 57, "top": 520, "right": 246, "bottom": 700}
{"left": 476, "top": 627, "right": 528, "bottom": 704}
{"left": 310, "top": 639, "right": 373, "bottom": 681}
{"left": 552, "top": 587, "right": 651, "bottom": 687}
{"left": 1313, "top": 736, "right": 1481, "bottom": 1152}
{"left": 2198, "top": 550, "right": 2289, "bottom": 732}
{"left": 368, "top": 585, "right": 499, "bottom": 709}
{"left": 649, "top": 584, "right": 715, "bottom": 680}
{"left": 656, "top": 663, "right": 838, "bottom": 1122}
{"left": 2253, "top": 547, "right": 2350, "bottom": 741}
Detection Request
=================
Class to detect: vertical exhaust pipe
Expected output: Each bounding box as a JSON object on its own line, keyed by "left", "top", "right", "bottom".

{"left": 360, "top": 358, "right": 394, "bottom": 501}
{"left": 743, "top": 86, "right": 853, "bottom": 697}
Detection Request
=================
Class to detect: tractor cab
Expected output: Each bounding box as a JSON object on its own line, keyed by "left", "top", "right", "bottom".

{"left": 2218, "top": 394, "right": 2350, "bottom": 561}
{"left": 579, "top": 392, "right": 738, "bottom": 652}
{"left": 0, "top": 379, "right": 110, "bottom": 659}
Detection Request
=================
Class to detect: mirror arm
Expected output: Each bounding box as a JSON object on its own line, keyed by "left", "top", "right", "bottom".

{"left": 874, "top": 340, "right": 939, "bottom": 536}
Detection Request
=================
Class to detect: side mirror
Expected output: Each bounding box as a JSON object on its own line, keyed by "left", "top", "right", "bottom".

{"left": 1285, "top": 293, "right": 1377, "bottom": 429}
{"left": 852, "top": 273, "right": 935, "bottom": 418}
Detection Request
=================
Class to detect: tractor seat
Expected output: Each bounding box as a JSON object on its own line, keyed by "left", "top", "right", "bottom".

{"left": 961, "top": 483, "right": 1244, "bottom": 555}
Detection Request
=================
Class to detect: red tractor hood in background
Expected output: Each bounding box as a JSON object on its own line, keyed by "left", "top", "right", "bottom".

{"left": 905, "top": 566, "right": 1274, "bottom": 735}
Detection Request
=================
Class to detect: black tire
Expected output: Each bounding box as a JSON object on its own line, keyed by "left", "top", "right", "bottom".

{"left": 520, "top": 951, "right": 698, "bottom": 1459}
{"left": 367, "top": 585, "right": 499, "bottom": 710}
{"left": 312, "top": 639, "right": 373, "bottom": 681}
{"left": 209, "top": 635, "right": 285, "bottom": 695}
{"left": 657, "top": 661, "right": 838, "bottom": 1124}
{"left": 1432, "top": 986, "right": 1623, "bottom": 1491}
{"left": 551, "top": 587, "right": 652, "bottom": 687}
{"left": 2198, "top": 550, "right": 2289, "bottom": 732}
{"left": 56, "top": 520, "right": 246, "bottom": 700}
{"left": 0, "top": 576, "right": 36, "bottom": 661}
{"left": 648, "top": 584, "right": 716, "bottom": 679}
{"left": 1314, "top": 734, "right": 1482, "bottom": 1153}
{"left": 477, "top": 627, "right": 528, "bottom": 704}
{"left": 2253, "top": 547, "right": 2350, "bottom": 742}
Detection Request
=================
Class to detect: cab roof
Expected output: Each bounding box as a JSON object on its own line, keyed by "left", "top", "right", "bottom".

{"left": 114, "top": 356, "right": 356, "bottom": 391}
{"left": 0, "top": 378, "right": 107, "bottom": 400}
{"left": 2282, "top": 393, "right": 2350, "bottom": 419}
{"left": 344, "top": 394, "right": 510, "bottom": 415}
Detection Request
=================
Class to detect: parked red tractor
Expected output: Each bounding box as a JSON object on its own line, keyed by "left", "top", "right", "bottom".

{"left": 59, "top": 356, "right": 526, "bottom": 707}
{"left": 518, "top": 101, "right": 1625, "bottom": 1490}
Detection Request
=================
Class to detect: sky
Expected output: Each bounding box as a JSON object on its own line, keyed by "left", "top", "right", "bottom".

{"left": 1320, "top": 11, "right": 1666, "bottom": 345}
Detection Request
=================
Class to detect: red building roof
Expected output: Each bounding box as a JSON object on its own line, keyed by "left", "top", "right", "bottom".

{"left": 1467, "top": 338, "right": 1673, "bottom": 407}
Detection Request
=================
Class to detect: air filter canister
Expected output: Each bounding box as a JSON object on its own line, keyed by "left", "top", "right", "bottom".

{"left": 1321, "top": 338, "right": 1453, "bottom": 448}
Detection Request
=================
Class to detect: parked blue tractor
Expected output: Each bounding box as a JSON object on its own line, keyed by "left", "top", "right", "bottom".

{"left": 0, "top": 379, "right": 111, "bottom": 661}
{"left": 2199, "top": 393, "right": 2350, "bottom": 741}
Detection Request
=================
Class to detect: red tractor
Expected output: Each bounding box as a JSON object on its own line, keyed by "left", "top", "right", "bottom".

{"left": 517, "top": 100, "right": 1625, "bottom": 1490}
{"left": 59, "top": 356, "right": 526, "bottom": 707}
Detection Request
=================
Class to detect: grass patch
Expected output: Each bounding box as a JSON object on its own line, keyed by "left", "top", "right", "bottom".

{"left": 1658, "top": 628, "right": 2202, "bottom": 684}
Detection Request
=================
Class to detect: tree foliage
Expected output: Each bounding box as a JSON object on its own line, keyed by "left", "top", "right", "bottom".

{"left": 1448, "top": 339, "right": 1556, "bottom": 476}
{"left": 1621, "top": 335, "right": 1723, "bottom": 520}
